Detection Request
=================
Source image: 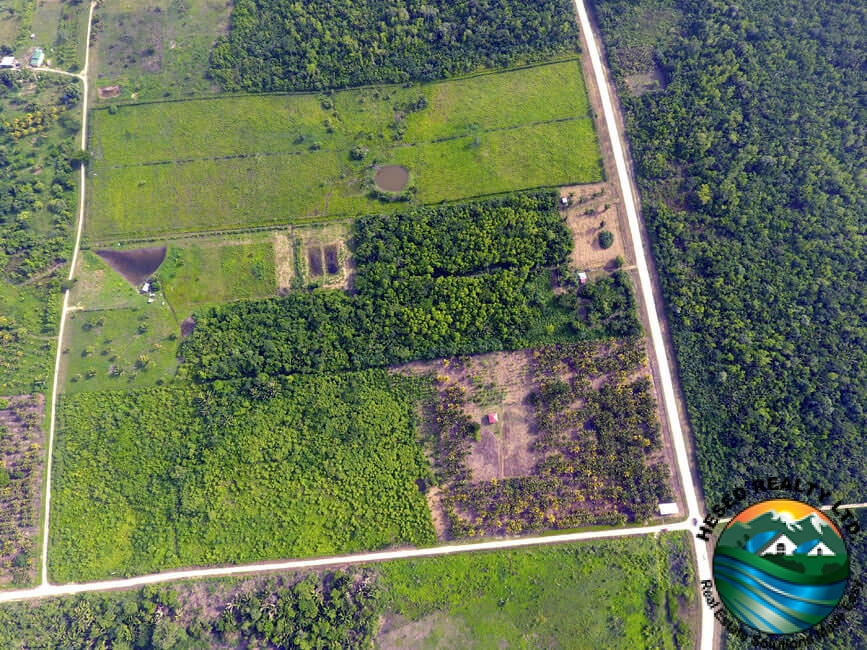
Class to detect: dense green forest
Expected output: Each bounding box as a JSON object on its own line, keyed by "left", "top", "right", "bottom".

{"left": 0, "top": 572, "right": 381, "bottom": 649}
{"left": 592, "top": 0, "right": 867, "bottom": 502}
{"left": 50, "top": 371, "right": 436, "bottom": 581}
{"left": 210, "top": 0, "right": 580, "bottom": 92}
{"left": 180, "top": 193, "right": 640, "bottom": 381}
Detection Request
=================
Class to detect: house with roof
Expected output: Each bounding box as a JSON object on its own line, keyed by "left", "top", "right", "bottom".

{"left": 30, "top": 48, "right": 44, "bottom": 68}
{"left": 804, "top": 541, "right": 835, "bottom": 557}
{"left": 0, "top": 56, "right": 16, "bottom": 69}
{"left": 759, "top": 533, "right": 798, "bottom": 557}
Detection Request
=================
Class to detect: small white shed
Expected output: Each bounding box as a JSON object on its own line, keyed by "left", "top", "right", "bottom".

{"left": 658, "top": 502, "right": 679, "bottom": 516}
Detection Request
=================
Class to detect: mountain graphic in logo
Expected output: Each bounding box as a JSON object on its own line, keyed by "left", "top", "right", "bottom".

{"left": 712, "top": 498, "right": 849, "bottom": 635}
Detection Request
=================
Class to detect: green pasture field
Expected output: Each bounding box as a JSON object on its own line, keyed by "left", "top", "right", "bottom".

{"left": 378, "top": 534, "right": 696, "bottom": 649}
{"left": 49, "top": 371, "right": 436, "bottom": 581}
{"left": 0, "top": 1, "right": 27, "bottom": 46}
{"left": 90, "top": 0, "right": 231, "bottom": 102}
{"left": 61, "top": 303, "right": 179, "bottom": 394}
{"left": 86, "top": 59, "right": 603, "bottom": 241}
{"left": 158, "top": 239, "right": 277, "bottom": 317}
{"left": 63, "top": 238, "right": 277, "bottom": 391}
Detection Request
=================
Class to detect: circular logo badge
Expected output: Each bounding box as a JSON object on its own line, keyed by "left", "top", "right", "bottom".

{"left": 712, "top": 498, "right": 850, "bottom": 635}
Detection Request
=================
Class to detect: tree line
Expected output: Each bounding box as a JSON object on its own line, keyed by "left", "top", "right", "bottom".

{"left": 592, "top": 0, "right": 867, "bottom": 505}
{"left": 210, "top": 0, "right": 581, "bottom": 92}
{"left": 181, "top": 192, "right": 639, "bottom": 382}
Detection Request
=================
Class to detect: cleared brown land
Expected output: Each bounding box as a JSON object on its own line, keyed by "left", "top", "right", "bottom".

{"left": 560, "top": 184, "right": 627, "bottom": 270}
{"left": 397, "top": 339, "right": 675, "bottom": 540}
{"left": 0, "top": 394, "right": 45, "bottom": 586}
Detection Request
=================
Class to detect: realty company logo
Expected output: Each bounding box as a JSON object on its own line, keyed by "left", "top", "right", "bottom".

{"left": 697, "top": 478, "right": 863, "bottom": 648}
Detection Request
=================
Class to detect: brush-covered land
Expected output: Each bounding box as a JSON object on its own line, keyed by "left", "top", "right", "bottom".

{"left": 50, "top": 370, "right": 436, "bottom": 582}
{"left": 180, "top": 192, "right": 640, "bottom": 381}
{"left": 0, "top": 72, "right": 80, "bottom": 393}
{"left": 592, "top": 0, "right": 867, "bottom": 503}
{"left": 210, "top": 0, "right": 581, "bottom": 92}
{"left": 0, "top": 534, "right": 696, "bottom": 649}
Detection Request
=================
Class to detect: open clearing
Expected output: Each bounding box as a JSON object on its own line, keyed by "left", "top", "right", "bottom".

{"left": 86, "top": 59, "right": 602, "bottom": 241}
{"left": 378, "top": 534, "right": 695, "bottom": 649}
{"left": 90, "top": 0, "right": 231, "bottom": 102}
{"left": 399, "top": 338, "right": 675, "bottom": 539}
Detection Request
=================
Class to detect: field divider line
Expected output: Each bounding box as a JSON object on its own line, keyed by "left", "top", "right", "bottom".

{"left": 40, "top": 0, "right": 96, "bottom": 588}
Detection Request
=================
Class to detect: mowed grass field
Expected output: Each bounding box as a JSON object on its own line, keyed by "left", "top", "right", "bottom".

{"left": 87, "top": 59, "right": 603, "bottom": 241}
{"left": 158, "top": 239, "right": 276, "bottom": 317}
{"left": 377, "top": 535, "right": 696, "bottom": 649}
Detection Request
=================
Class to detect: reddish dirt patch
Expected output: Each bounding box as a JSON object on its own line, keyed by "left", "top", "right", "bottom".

{"left": 96, "top": 246, "right": 167, "bottom": 287}
{"left": 97, "top": 85, "right": 121, "bottom": 99}
{"left": 180, "top": 317, "right": 195, "bottom": 337}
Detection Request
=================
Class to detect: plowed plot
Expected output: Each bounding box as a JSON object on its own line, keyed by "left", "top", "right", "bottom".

{"left": 96, "top": 246, "right": 166, "bottom": 287}
{"left": 0, "top": 394, "right": 44, "bottom": 586}
{"left": 399, "top": 339, "right": 673, "bottom": 539}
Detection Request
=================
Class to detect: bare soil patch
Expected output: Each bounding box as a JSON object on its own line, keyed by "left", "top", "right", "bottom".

{"left": 0, "top": 394, "right": 45, "bottom": 586}
{"left": 625, "top": 66, "right": 665, "bottom": 96}
{"left": 378, "top": 612, "right": 471, "bottom": 650}
{"left": 97, "top": 85, "right": 121, "bottom": 99}
{"left": 560, "top": 185, "right": 626, "bottom": 270}
{"left": 273, "top": 232, "right": 294, "bottom": 291}
{"left": 96, "top": 246, "right": 167, "bottom": 287}
{"left": 374, "top": 165, "right": 409, "bottom": 192}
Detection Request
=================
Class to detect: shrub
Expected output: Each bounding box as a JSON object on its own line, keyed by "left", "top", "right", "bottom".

{"left": 598, "top": 230, "right": 614, "bottom": 249}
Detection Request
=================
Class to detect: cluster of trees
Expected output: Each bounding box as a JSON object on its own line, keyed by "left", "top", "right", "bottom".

{"left": 2, "top": 106, "right": 66, "bottom": 139}
{"left": 216, "top": 572, "right": 380, "bottom": 648}
{"left": 51, "top": 371, "right": 436, "bottom": 582}
{"left": 0, "top": 572, "right": 381, "bottom": 649}
{"left": 180, "top": 193, "right": 580, "bottom": 381}
{"left": 592, "top": 0, "right": 867, "bottom": 503}
{"left": 210, "top": 0, "right": 580, "bottom": 91}
{"left": 559, "top": 269, "right": 643, "bottom": 338}
{"left": 0, "top": 74, "right": 80, "bottom": 282}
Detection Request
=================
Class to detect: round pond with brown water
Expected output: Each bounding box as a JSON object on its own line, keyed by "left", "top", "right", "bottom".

{"left": 373, "top": 165, "right": 409, "bottom": 192}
